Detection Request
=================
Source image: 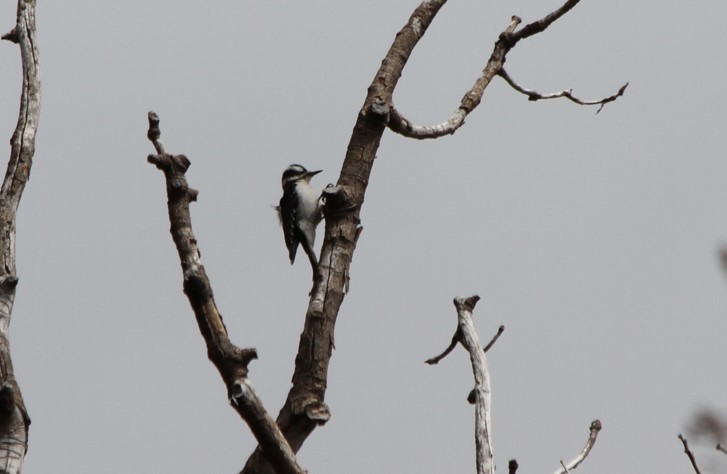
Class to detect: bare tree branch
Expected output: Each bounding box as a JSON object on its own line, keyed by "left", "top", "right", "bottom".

{"left": 0, "top": 1, "right": 40, "bottom": 470}
{"left": 243, "top": 2, "right": 455, "bottom": 471}
{"left": 243, "top": 0, "right": 622, "bottom": 471}
{"left": 482, "top": 325, "right": 505, "bottom": 353}
{"left": 425, "top": 328, "right": 461, "bottom": 365}
{"left": 387, "top": 0, "right": 626, "bottom": 139}
{"left": 454, "top": 295, "right": 494, "bottom": 474}
{"left": 426, "top": 324, "right": 504, "bottom": 366}
{"left": 553, "top": 420, "right": 602, "bottom": 474}
{"left": 146, "top": 113, "right": 305, "bottom": 474}
{"left": 387, "top": 16, "right": 521, "bottom": 139}
{"left": 499, "top": 69, "right": 628, "bottom": 114}
{"left": 717, "top": 443, "right": 727, "bottom": 456}
{"left": 678, "top": 434, "right": 703, "bottom": 474}
{"left": 509, "top": 0, "right": 580, "bottom": 42}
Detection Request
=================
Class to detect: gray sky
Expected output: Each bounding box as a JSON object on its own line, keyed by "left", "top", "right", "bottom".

{"left": 2, "top": 1, "right": 726, "bottom": 473}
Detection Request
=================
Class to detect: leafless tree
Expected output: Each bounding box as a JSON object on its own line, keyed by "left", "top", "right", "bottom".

{"left": 0, "top": 0, "right": 40, "bottom": 472}
{"left": 147, "top": 1, "right": 623, "bottom": 472}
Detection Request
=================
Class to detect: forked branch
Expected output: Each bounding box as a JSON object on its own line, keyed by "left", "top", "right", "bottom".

{"left": 387, "top": 0, "right": 626, "bottom": 139}
{"left": 146, "top": 112, "right": 304, "bottom": 474}
{"left": 426, "top": 324, "right": 504, "bottom": 365}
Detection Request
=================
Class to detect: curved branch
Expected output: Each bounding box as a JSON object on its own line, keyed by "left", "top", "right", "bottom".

{"left": 499, "top": 69, "right": 628, "bottom": 113}
{"left": 388, "top": 0, "right": 627, "bottom": 139}
{"left": 146, "top": 113, "right": 304, "bottom": 474}
{"left": 553, "top": 420, "right": 602, "bottom": 474}
{"left": 387, "top": 16, "right": 521, "bottom": 139}
{"left": 0, "top": 1, "right": 40, "bottom": 470}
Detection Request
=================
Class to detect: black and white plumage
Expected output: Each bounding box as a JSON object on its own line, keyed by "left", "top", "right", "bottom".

{"left": 277, "top": 164, "right": 324, "bottom": 273}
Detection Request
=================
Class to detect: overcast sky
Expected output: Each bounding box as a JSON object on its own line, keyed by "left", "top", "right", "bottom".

{"left": 2, "top": 1, "right": 726, "bottom": 473}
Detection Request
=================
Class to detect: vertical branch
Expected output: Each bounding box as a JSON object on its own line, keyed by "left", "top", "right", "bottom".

{"left": 0, "top": 1, "right": 41, "bottom": 471}
{"left": 454, "top": 296, "right": 494, "bottom": 474}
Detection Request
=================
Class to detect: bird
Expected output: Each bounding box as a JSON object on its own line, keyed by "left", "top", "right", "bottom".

{"left": 277, "top": 164, "right": 324, "bottom": 276}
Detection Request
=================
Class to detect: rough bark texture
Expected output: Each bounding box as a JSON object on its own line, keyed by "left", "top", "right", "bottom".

{"left": 146, "top": 114, "right": 305, "bottom": 474}
{"left": 0, "top": 1, "right": 40, "bottom": 471}
{"left": 241, "top": 1, "right": 609, "bottom": 472}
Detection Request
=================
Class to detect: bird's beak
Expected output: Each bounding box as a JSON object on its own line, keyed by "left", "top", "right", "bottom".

{"left": 306, "top": 170, "right": 323, "bottom": 178}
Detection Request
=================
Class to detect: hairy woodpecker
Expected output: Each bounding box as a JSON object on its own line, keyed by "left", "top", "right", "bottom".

{"left": 278, "top": 164, "right": 324, "bottom": 275}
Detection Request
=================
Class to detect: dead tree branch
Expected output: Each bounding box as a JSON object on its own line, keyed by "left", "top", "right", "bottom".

{"left": 146, "top": 113, "right": 305, "bottom": 474}
{"left": 0, "top": 1, "right": 40, "bottom": 470}
{"left": 453, "top": 295, "right": 494, "bottom": 474}
{"left": 553, "top": 420, "right": 602, "bottom": 474}
{"left": 238, "top": 1, "right": 622, "bottom": 471}
{"left": 482, "top": 325, "right": 505, "bottom": 353}
{"left": 717, "top": 443, "right": 727, "bottom": 455}
{"left": 678, "top": 434, "right": 703, "bottom": 474}
{"left": 387, "top": 0, "right": 626, "bottom": 139}
{"left": 499, "top": 69, "right": 628, "bottom": 114}
{"left": 426, "top": 324, "right": 504, "bottom": 366}
{"left": 425, "top": 328, "right": 460, "bottom": 365}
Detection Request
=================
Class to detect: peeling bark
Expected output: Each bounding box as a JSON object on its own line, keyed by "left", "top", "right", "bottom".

{"left": 0, "top": 0, "right": 41, "bottom": 471}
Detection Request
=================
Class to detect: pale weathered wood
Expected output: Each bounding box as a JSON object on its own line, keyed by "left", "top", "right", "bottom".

{"left": 553, "top": 420, "right": 602, "bottom": 474}
{"left": 0, "top": 1, "right": 41, "bottom": 471}
{"left": 454, "top": 296, "right": 494, "bottom": 474}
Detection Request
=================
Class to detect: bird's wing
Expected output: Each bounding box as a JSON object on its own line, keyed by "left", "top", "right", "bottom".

{"left": 279, "top": 191, "right": 299, "bottom": 264}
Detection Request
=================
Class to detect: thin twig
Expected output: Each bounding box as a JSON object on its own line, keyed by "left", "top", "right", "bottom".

{"left": 678, "top": 434, "right": 702, "bottom": 474}
{"left": 559, "top": 461, "right": 569, "bottom": 473}
{"left": 717, "top": 443, "right": 727, "bottom": 455}
{"left": 427, "top": 324, "right": 504, "bottom": 365}
{"left": 499, "top": 69, "right": 628, "bottom": 114}
{"left": 425, "top": 329, "right": 461, "bottom": 365}
{"left": 553, "top": 420, "right": 602, "bottom": 474}
{"left": 482, "top": 325, "right": 505, "bottom": 353}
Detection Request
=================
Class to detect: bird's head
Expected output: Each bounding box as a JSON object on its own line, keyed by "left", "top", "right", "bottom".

{"left": 281, "top": 164, "right": 322, "bottom": 188}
